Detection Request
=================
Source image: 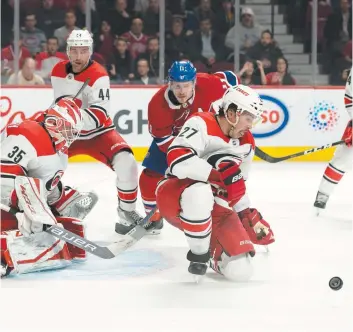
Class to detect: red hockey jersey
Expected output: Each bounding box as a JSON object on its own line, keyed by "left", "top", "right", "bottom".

{"left": 148, "top": 72, "right": 239, "bottom": 153}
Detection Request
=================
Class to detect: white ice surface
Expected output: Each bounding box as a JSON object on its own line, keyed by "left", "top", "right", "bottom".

{"left": 1, "top": 162, "right": 352, "bottom": 332}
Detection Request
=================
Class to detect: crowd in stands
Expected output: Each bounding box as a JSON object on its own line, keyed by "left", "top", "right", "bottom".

{"left": 1, "top": 0, "right": 351, "bottom": 86}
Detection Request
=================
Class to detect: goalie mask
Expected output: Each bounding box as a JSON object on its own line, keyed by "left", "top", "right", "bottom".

{"left": 44, "top": 98, "right": 83, "bottom": 153}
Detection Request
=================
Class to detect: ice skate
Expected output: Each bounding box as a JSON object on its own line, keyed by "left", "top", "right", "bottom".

{"left": 313, "top": 191, "right": 329, "bottom": 216}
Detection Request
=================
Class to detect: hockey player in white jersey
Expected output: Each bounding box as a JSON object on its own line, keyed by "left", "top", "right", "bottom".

{"left": 0, "top": 98, "right": 85, "bottom": 277}
{"left": 313, "top": 68, "right": 352, "bottom": 213}
{"left": 156, "top": 85, "right": 275, "bottom": 280}
{"left": 31, "top": 29, "right": 145, "bottom": 231}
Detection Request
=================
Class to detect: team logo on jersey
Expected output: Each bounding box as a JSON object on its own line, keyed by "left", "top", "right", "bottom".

{"left": 252, "top": 95, "right": 289, "bottom": 138}
{"left": 307, "top": 100, "right": 340, "bottom": 132}
{"left": 46, "top": 170, "right": 64, "bottom": 191}
{"left": 67, "top": 74, "right": 74, "bottom": 81}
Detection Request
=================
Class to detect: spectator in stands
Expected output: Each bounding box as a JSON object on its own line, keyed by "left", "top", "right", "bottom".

{"left": 237, "top": 60, "right": 262, "bottom": 85}
{"left": 35, "top": 37, "right": 67, "bottom": 81}
{"left": 95, "top": 20, "right": 115, "bottom": 62}
{"left": 225, "top": 7, "right": 263, "bottom": 56}
{"left": 35, "top": 0, "right": 65, "bottom": 39}
{"left": 259, "top": 57, "right": 296, "bottom": 85}
{"left": 188, "top": 18, "right": 227, "bottom": 67}
{"left": 20, "top": 13, "right": 47, "bottom": 56}
{"left": 166, "top": 17, "right": 189, "bottom": 61}
{"left": 135, "top": 36, "right": 162, "bottom": 78}
{"left": 54, "top": 10, "right": 80, "bottom": 51}
{"left": 193, "top": 0, "right": 215, "bottom": 24}
{"left": 74, "top": 0, "right": 100, "bottom": 33}
{"left": 121, "top": 18, "right": 149, "bottom": 59}
{"left": 213, "top": 0, "right": 235, "bottom": 35}
{"left": 143, "top": 0, "right": 173, "bottom": 35}
{"left": 324, "top": 0, "right": 352, "bottom": 71}
{"left": 1, "top": 35, "right": 31, "bottom": 77}
{"left": 134, "top": 0, "right": 150, "bottom": 14}
{"left": 132, "top": 58, "right": 158, "bottom": 84}
{"left": 2, "top": 0, "right": 14, "bottom": 48}
{"left": 342, "top": 39, "right": 352, "bottom": 63}
{"left": 108, "top": 37, "right": 134, "bottom": 83}
{"left": 104, "top": 0, "right": 132, "bottom": 36}
{"left": 7, "top": 57, "right": 45, "bottom": 85}
{"left": 246, "top": 30, "right": 284, "bottom": 74}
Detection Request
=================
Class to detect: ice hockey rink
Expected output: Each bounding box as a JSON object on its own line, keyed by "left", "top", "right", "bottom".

{"left": 1, "top": 161, "right": 352, "bottom": 332}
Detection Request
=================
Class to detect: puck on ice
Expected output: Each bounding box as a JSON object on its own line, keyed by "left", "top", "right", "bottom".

{"left": 329, "top": 277, "right": 343, "bottom": 291}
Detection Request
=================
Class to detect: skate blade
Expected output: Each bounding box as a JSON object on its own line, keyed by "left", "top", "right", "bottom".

{"left": 193, "top": 274, "right": 204, "bottom": 284}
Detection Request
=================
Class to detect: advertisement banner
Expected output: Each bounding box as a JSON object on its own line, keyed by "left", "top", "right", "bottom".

{"left": 1, "top": 86, "right": 349, "bottom": 161}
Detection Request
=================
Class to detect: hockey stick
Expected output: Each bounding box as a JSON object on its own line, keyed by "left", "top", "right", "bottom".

{"left": 0, "top": 203, "right": 156, "bottom": 259}
{"left": 254, "top": 140, "right": 345, "bottom": 163}
{"left": 48, "top": 78, "right": 90, "bottom": 109}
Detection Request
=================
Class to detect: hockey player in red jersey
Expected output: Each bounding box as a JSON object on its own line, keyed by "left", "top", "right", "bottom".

{"left": 32, "top": 30, "right": 145, "bottom": 230}
{"left": 156, "top": 85, "right": 275, "bottom": 280}
{"left": 0, "top": 98, "right": 86, "bottom": 277}
{"left": 313, "top": 68, "right": 352, "bottom": 214}
{"left": 116, "top": 61, "right": 240, "bottom": 235}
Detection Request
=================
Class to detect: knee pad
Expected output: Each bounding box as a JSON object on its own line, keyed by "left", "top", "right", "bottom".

{"left": 220, "top": 253, "right": 254, "bottom": 282}
{"left": 112, "top": 151, "right": 138, "bottom": 182}
{"left": 180, "top": 182, "right": 214, "bottom": 219}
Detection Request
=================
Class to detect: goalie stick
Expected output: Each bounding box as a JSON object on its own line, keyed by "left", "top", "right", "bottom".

{"left": 255, "top": 140, "right": 345, "bottom": 163}
{"left": 0, "top": 203, "right": 156, "bottom": 259}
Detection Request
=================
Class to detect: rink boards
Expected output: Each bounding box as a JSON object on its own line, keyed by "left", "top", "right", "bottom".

{"left": 1, "top": 85, "right": 349, "bottom": 162}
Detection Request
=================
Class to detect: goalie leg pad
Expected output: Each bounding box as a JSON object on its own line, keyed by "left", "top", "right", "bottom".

{"left": 1, "top": 230, "right": 72, "bottom": 275}
{"left": 57, "top": 217, "right": 86, "bottom": 261}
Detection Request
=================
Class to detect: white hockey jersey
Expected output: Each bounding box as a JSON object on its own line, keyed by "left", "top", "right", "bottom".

{"left": 344, "top": 69, "right": 352, "bottom": 118}
{"left": 167, "top": 112, "right": 255, "bottom": 181}
{"left": 50, "top": 60, "right": 114, "bottom": 139}
{"left": 166, "top": 112, "right": 255, "bottom": 211}
{"left": 0, "top": 120, "right": 67, "bottom": 208}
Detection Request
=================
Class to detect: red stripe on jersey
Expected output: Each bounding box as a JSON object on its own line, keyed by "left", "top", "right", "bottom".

{"left": 180, "top": 216, "right": 212, "bottom": 234}
{"left": 344, "top": 96, "right": 352, "bottom": 106}
{"left": 167, "top": 147, "right": 195, "bottom": 167}
{"left": 324, "top": 164, "right": 344, "bottom": 183}
{"left": 87, "top": 106, "right": 109, "bottom": 126}
{"left": 0, "top": 163, "right": 26, "bottom": 176}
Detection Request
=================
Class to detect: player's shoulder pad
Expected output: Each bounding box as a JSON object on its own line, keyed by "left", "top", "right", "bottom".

{"left": 88, "top": 61, "right": 109, "bottom": 86}
{"left": 6, "top": 120, "right": 56, "bottom": 156}
{"left": 239, "top": 131, "right": 255, "bottom": 149}
{"left": 51, "top": 60, "right": 70, "bottom": 78}
{"left": 148, "top": 85, "right": 168, "bottom": 108}
{"left": 187, "top": 112, "right": 221, "bottom": 136}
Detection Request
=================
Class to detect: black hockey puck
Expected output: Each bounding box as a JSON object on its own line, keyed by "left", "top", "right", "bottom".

{"left": 329, "top": 277, "right": 343, "bottom": 291}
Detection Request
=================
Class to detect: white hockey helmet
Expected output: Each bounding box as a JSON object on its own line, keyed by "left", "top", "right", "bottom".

{"left": 221, "top": 85, "right": 264, "bottom": 122}
{"left": 66, "top": 29, "right": 93, "bottom": 57}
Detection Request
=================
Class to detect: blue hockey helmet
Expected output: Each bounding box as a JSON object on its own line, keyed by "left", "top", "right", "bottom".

{"left": 168, "top": 61, "right": 197, "bottom": 83}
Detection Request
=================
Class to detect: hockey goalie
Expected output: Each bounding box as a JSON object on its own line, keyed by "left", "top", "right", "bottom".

{"left": 0, "top": 99, "right": 86, "bottom": 278}
{"left": 156, "top": 85, "right": 275, "bottom": 281}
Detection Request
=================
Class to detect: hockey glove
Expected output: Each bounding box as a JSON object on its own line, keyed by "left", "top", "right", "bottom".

{"left": 208, "top": 163, "right": 246, "bottom": 207}
{"left": 238, "top": 208, "right": 275, "bottom": 246}
{"left": 342, "top": 120, "right": 352, "bottom": 147}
